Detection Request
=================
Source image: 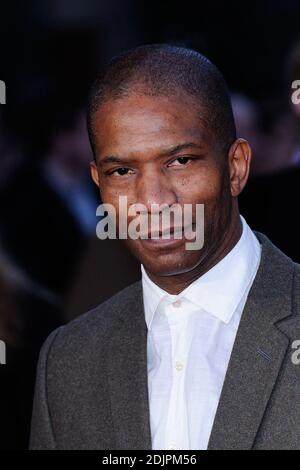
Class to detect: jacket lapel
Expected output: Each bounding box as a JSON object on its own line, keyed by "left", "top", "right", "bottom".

{"left": 105, "top": 231, "right": 296, "bottom": 450}
{"left": 106, "top": 283, "right": 152, "bottom": 450}
{"left": 208, "top": 231, "right": 295, "bottom": 449}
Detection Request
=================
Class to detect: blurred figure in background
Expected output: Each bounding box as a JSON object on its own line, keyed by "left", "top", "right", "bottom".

{"left": 287, "top": 41, "right": 300, "bottom": 166}
{"left": 0, "top": 111, "right": 23, "bottom": 190}
{"left": 0, "top": 246, "right": 61, "bottom": 449}
{"left": 239, "top": 40, "right": 300, "bottom": 263}
{"left": 0, "top": 107, "right": 98, "bottom": 299}
{"left": 231, "top": 93, "right": 264, "bottom": 176}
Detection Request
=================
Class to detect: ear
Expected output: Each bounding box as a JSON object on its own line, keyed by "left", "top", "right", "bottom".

{"left": 228, "top": 138, "right": 252, "bottom": 197}
{"left": 90, "top": 160, "right": 100, "bottom": 188}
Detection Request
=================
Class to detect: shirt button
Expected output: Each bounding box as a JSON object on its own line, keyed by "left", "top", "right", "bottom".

{"left": 172, "top": 300, "right": 181, "bottom": 308}
{"left": 175, "top": 361, "right": 184, "bottom": 371}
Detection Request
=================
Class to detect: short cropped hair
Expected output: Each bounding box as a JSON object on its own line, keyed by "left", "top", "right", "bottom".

{"left": 87, "top": 44, "right": 236, "bottom": 157}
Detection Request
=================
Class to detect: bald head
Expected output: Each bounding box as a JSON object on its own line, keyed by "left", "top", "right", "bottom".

{"left": 87, "top": 44, "right": 236, "bottom": 157}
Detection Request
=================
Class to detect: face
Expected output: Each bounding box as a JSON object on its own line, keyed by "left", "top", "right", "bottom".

{"left": 90, "top": 92, "right": 250, "bottom": 277}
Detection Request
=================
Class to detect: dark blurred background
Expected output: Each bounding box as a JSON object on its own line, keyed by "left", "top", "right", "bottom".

{"left": 1, "top": 0, "right": 300, "bottom": 450}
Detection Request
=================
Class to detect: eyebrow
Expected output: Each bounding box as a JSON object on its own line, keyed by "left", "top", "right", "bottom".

{"left": 160, "top": 142, "right": 205, "bottom": 157}
{"left": 99, "top": 142, "right": 205, "bottom": 166}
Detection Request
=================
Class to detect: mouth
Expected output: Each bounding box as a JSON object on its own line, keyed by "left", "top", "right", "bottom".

{"left": 139, "top": 227, "right": 185, "bottom": 251}
{"left": 140, "top": 225, "right": 183, "bottom": 238}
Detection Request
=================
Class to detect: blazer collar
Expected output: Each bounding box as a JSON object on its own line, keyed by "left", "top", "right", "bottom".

{"left": 208, "top": 231, "right": 296, "bottom": 449}
{"left": 106, "top": 283, "right": 152, "bottom": 449}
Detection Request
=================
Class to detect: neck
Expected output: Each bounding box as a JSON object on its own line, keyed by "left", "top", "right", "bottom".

{"left": 145, "top": 211, "right": 243, "bottom": 295}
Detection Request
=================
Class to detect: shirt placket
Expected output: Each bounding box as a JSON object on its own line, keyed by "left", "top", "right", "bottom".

{"left": 164, "top": 300, "right": 190, "bottom": 450}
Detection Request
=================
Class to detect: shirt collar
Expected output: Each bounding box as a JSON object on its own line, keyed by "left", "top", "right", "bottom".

{"left": 141, "top": 215, "right": 261, "bottom": 329}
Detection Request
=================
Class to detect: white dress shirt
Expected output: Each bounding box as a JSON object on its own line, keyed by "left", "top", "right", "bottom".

{"left": 141, "top": 215, "right": 261, "bottom": 450}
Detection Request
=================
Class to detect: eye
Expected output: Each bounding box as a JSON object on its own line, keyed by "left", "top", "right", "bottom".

{"left": 169, "top": 156, "right": 193, "bottom": 166}
{"left": 108, "top": 167, "right": 132, "bottom": 176}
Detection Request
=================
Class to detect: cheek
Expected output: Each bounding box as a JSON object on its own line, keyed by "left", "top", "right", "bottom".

{"left": 173, "top": 168, "right": 225, "bottom": 206}
{"left": 99, "top": 185, "right": 139, "bottom": 231}
{"left": 98, "top": 173, "right": 136, "bottom": 200}
{"left": 99, "top": 183, "right": 127, "bottom": 206}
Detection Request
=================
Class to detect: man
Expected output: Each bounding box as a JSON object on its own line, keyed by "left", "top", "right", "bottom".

{"left": 30, "top": 44, "right": 300, "bottom": 450}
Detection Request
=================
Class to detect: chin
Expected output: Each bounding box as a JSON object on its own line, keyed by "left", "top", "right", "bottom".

{"left": 140, "top": 250, "right": 203, "bottom": 277}
{"left": 124, "top": 238, "right": 204, "bottom": 276}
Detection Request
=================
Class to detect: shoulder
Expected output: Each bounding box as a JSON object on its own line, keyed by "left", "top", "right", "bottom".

{"left": 39, "top": 280, "right": 143, "bottom": 363}
{"left": 293, "top": 262, "right": 300, "bottom": 301}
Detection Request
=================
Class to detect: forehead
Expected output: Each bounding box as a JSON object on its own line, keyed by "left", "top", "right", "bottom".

{"left": 92, "top": 93, "right": 213, "bottom": 157}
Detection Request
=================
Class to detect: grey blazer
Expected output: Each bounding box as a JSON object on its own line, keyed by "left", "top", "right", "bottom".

{"left": 30, "top": 231, "right": 300, "bottom": 450}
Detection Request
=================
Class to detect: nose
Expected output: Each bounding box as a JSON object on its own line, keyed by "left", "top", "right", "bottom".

{"left": 135, "top": 166, "right": 177, "bottom": 212}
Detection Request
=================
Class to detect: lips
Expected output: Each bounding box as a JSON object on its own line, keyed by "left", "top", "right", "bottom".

{"left": 139, "top": 228, "right": 185, "bottom": 251}
{"left": 141, "top": 226, "right": 183, "bottom": 240}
